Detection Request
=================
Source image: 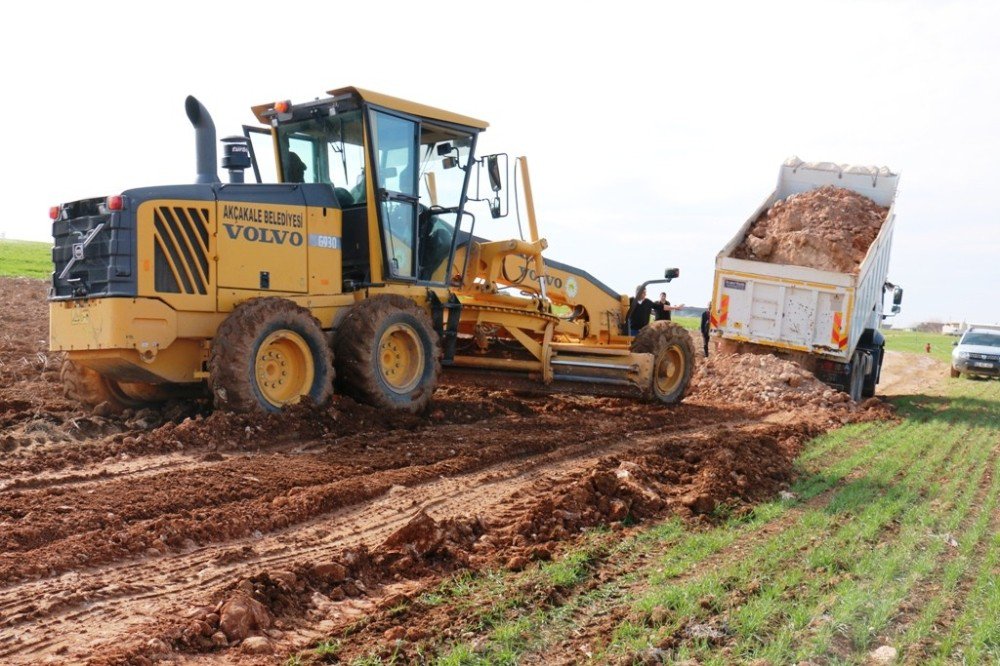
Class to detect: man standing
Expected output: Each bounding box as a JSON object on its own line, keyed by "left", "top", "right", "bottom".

{"left": 700, "top": 302, "right": 711, "bottom": 357}
{"left": 652, "top": 292, "right": 684, "bottom": 321}
{"left": 629, "top": 286, "right": 655, "bottom": 335}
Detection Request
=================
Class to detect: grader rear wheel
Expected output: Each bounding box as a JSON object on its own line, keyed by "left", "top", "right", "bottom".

{"left": 60, "top": 359, "right": 153, "bottom": 413}
{"left": 632, "top": 321, "right": 695, "bottom": 404}
{"left": 334, "top": 295, "right": 441, "bottom": 413}
{"left": 209, "top": 298, "right": 333, "bottom": 413}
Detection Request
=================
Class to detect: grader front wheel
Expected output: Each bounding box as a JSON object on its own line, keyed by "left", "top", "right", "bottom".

{"left": 632, "top": 321, "right": 695, "bottom": 404}
{"left": 209, "top": 298, "right": 333, "bottom": 413}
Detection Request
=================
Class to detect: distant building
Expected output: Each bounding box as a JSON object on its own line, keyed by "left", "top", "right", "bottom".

{"left": 941, "top": 321, "right": 967, "bottom": 336}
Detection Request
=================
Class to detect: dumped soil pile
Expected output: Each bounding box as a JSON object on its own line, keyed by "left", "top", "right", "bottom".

{"left": 690, "top": 351, "right": 895, "bottom": 422}
{"left": 733, "top": 185, "right": 887, "bottom": 273}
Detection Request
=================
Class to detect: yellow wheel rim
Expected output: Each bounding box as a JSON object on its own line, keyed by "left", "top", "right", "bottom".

{"left": 255, "top": 330, "right": 315, "bottom": 407}
{"left": 378, "top": 323, "right": 424, "bottom": 394}
{"left": 654, "top": 345, "right": 685, "bottom": 396}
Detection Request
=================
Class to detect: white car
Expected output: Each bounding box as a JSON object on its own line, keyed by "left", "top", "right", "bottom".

{"left": 951, "top": 327, "right": 1000, "bottom": 378}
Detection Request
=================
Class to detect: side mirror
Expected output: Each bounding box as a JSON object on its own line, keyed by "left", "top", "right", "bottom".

{"left": 487, "top": 155, "right": 502, "bottom": 192}
{"left": 437, "top": 143, "right": 453, "bottom": 156}
{"left": 664, "top": 268, "right": 680, "bottom": 279}
{"left": 892, "top": 286, "right": 904, "bottom": 306}
{"left": 953, "top": 341, "right": 959, "bottom": 346}
{"left": 442, "top": 156, "right": 459, "bottom": 170}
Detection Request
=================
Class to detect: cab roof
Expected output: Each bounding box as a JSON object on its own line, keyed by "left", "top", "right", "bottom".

{"left": 251, "top": 86, "right": 489, "bottom": 130}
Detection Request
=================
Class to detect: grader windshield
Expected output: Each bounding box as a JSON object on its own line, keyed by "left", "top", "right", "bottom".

{"left": 274, "top": 103, "right": 478, "bottom": 284}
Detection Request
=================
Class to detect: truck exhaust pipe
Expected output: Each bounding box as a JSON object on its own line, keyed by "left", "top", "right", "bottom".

{"left": 185, "top": 95, "right": 220, "bottom": 184}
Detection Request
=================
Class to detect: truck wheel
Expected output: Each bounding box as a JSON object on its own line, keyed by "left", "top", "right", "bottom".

{"left": 61, "top": 359, "right": 151, "bottom": 413}
{"left": 632, "top": 321, "right": 695, "bottom": 404}
{"left": 861, "top": 350, "right": 879, "bottom": 398}
{"left": 209, "top": 298, "right": 333, "bottom": 413}
{"left": 334, "top": 295, "right": 441, "bottom": 413}
{"left": 950, "top": 367, "right": 960, "bottom": 378}
{"left": 848, "top": 351, "right": 865, "bottom": 401}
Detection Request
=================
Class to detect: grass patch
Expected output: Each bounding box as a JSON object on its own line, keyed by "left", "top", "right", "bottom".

{"left": 883, "top": 328, "right": 955, "bottom": 364}
{"left": 0, "top": 239, "right": 51, "bottom": 279}
{"left": 673, "top": 315, "right": 701, "bottom": 331}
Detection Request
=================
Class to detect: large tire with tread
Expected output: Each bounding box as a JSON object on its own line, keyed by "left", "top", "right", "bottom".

{"left": 861, "top": 348, "right": 880, "bottom": 398}
{"left": 209, "top": 298, "right": 333, "bottom": 413}
{"left": 950, "top": 367, "right": 960, "bottom": 379}
{"left": 848, "top": 351, "right": 865, "bottom": 402}
{"left": 61, "top": 359, "right": 151, "bottom": 413}
{"left": 631, "top": 321, "right": 695, "bottom": 404}
{"left": 334, "top": 295, "right": 441, "bottom": 413}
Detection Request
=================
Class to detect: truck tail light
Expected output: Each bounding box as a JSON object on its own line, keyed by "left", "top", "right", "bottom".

{"left": 106, "top": 195, "right": 124, "bottom": 211}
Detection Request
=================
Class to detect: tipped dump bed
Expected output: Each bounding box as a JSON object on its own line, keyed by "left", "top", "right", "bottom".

{"left": 712, "top": 158, "right": 899, "bottom": 361}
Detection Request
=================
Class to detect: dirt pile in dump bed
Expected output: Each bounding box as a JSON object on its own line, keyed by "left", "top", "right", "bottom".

{"left": 732, "top": 185, "right": 888, "bottom": 273}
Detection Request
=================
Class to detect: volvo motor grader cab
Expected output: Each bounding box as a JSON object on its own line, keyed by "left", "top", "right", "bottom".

{"left": 50, "top": 87, "right": 694, "bottom": 413}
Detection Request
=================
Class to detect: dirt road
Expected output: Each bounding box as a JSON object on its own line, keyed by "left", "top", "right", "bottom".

{"left": 877, "top": 350, "right": 948, "bottom": 397}
{"left": 0, "top": 278, "right": 927, "bottom": 664}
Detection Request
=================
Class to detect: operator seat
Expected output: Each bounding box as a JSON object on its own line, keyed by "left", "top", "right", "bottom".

{"left": 334, "top": 187, "right": 354, "bottom": 208}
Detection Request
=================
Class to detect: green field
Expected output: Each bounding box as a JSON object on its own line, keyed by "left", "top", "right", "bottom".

{"left": 0, "top": 239, "right": 51, "bottom": 279}
{"left": 316, "top": 363, "right": 999, "bottom": 665}
{"left": 884, "top": 328, "right": 956, "bottom": 364}
{"left": 673, "top": 314, "right": 701, "bottom": 331}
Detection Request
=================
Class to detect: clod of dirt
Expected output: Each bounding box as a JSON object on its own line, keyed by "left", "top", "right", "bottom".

{"left": 733, "top": 185, "right": 887, "bottom": 273}
{"left": 383, "top": 626, "right": 406, "bottom": 642}
{"left": 217, "top": 591, "right": 273, "bottom": 642}
{"left": 313, "top": 560, "right": 348, "bottom": 582}
{"left": 377, "top": 510, "right": 484, "bottom": 576}
{"left": 240, "top": 635, "right": 273, "bottom": 654}
{"left": 868, "top": 645, "right": 898, "bottom": 664}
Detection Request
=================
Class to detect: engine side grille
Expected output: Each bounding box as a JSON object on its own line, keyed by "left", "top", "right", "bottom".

{"left": 969, "top": 352, "right": 1000, "bottom": 362}
{"left": 152, "top": 206, "right": 211, "bottom": 295}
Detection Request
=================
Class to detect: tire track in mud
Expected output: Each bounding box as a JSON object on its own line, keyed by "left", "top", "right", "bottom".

{"left": 0, "top": 411, "right": 754, "bottom": 663}
{"left": 0, "top": 404, "right": 727, "bottom": 583}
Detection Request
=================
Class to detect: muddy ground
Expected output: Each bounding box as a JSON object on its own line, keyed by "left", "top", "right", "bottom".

{"left": 0, "top": 277, "right": 905, "bottom": 664}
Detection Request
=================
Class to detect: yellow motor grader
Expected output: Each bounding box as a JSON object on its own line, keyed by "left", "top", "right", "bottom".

{"left": 49, "top": 87, "right": 693, "bottom": 413}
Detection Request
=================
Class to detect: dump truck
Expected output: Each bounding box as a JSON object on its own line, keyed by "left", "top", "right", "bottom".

{"left": 709, "top": 158, "right": 903, "bottom": 400}
{"left": 49, "top": 87, "right": 694, "bottom": 414}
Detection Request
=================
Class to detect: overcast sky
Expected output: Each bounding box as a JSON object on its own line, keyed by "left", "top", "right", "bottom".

{"left": 2, "top": 0, "right": 997, "bottom": 327}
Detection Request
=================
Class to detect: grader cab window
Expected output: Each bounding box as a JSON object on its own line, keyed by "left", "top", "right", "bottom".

{"left": 275, "top": 110, "right": 366, "bottom": 206}
{"left": 370, "top": 112, "right": 477, "bottom": 283}
{"left": 371, "top": 111, "right": 419, "bottom": 279}
{"left": 415, "top": 125, "right": 475, "bottom": 282}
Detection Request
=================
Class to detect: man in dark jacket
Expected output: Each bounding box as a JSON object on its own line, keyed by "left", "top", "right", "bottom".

{"left": 652, "top": 292, "right": 684, "bottom": 321}
{"left": 629, "top": 286, "right": 655, "bottom": 335}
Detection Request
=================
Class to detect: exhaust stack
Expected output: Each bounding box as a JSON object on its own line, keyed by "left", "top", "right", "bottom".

{"left": 184, "top": 96, "right": 220, "bottom": 184}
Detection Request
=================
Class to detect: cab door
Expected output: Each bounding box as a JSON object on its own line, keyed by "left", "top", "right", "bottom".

{"left": 369, "top": 110, "right": 419, "bottom": 280}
